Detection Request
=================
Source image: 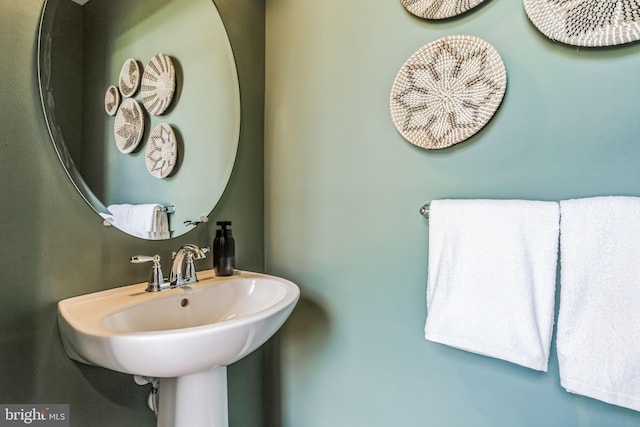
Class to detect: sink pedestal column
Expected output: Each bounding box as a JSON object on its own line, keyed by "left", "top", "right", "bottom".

{"left": 157, "top": 366, "right": 228, "bottom": 427}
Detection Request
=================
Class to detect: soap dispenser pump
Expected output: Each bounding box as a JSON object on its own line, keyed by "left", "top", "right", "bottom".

{"left": 213, "top": 221, "right": 235, "bottom": 276}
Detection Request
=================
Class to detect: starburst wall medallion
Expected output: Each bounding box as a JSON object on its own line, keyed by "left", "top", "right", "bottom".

{"left": 145, "top": 123, "right": 177, "bottom": 178}
{"left": 401, "top": 0, "right": 485, "bottom": 19}
{"left": 114, "top": 98, "right": 144, "bottom": 153}
{"left": 141, "top": 53, "right": 176, "bottom": 116}
{"left": 390, "top": 35, "right": 507, "bottom": 150}
{"left": 524, "top": 0, "right": 640, "bottom": 47}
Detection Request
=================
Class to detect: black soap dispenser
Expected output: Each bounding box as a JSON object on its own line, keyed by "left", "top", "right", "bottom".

{"left": 213, "top": 221, "right": 235, "bottom": 276}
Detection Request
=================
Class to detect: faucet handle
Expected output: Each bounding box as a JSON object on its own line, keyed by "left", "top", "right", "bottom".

{"left": 130, "top": 255, "right": 158, "bottom": 264}
{"left": 131, "top": 255, "right": 170, "bottom": 292}
{"left": 183, "top": 247, "right": 210, "bottom": 283}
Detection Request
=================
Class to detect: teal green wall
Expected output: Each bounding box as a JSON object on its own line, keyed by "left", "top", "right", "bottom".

{"left": 265, "top": 1, "right": 640, "bottom": 426}
{"left": 5, "top": 0, "right": 640, "bottom": 425}
{"left": 0, "top": 1, "right": 265, "bottom": 426}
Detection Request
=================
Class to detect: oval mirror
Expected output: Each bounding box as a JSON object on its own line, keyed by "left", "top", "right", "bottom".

{"left": 37, "top": 0, "right": 240, "bottom": 239}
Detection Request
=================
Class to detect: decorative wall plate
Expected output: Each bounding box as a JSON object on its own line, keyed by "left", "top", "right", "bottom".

{"left": 104, "top": 85, "right": 120, "bottom": 116}
{"left": 114, "top": 98, "right": 145, "bottom": 153}
{"left": 523, "top": 0, "right": 640, "bottom": 47}
{"left": 145, "top": 123, "right": 177, "bottom": 178}
{"left": 118, "top": 58, "right": 140, "bottom": 97}
{"left": 401, "top": 0, "right": 485, "bottom": 19}
{"left": 390, "top": 35, "right": 507, "bottom": 150}
{"left": 141, "top": 53, "right": 176, "bottom": 115}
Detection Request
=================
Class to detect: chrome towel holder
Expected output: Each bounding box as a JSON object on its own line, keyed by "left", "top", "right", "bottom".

{"left": 419, "top": 202, "right": 430, "bottom": 218}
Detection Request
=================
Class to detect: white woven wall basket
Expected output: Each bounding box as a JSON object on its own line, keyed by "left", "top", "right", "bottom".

{"left": 524, "top": 0, "right": 640, "bottom": 47}
{"left": 390, "top": 35, "right": 507, "bottom": 150}
{"left": 401, "top": 0, "right": 485, "bottom": 19}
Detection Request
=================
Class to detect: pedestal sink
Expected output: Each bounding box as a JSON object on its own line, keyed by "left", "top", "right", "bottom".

{"left": 57, "top": 270, "right": 299, "bottom": 427}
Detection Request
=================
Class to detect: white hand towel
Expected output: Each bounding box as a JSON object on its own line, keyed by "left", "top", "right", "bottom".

{"left": 149, "top": 209, "right": 170, "bottom": 240}
{"left": 424, "top": 199, "right": 560, "bottom": 371}
{"left": 107, "top": 204, "right": 170, "bottom": 239}
{"left": 558, "top": 196, "right": 640, "bottom": 411}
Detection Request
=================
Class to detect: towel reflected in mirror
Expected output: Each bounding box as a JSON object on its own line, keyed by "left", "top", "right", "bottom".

{"left": 102, "top": 204, "right": 171, "bottom": 240}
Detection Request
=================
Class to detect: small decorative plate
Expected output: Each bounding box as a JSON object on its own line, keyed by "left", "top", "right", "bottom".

{"left": 141, "top": 53, "right": 176, "bottom": 115}
{"left": 401, "top": 0, "right": 485, "bottom": 19}
{"left": 104, "top": 85, "right": 120, "bottom": 116}
{"left": 145, "top": 123, "right": 177, "bottom": 178}
{"left": 523, "top": 0, "right": 640, "bottom": 47}
{"left": 114, "top": 98, "right": 145, "bottom": 153}
{"left": 118, "top": 58, "right": 140, "bottom": 97}
{"left": 390, "top": 35, "right": 507, "bottom": 150}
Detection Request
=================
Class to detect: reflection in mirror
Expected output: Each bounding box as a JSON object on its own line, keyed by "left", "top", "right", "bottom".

{"left": 38, "top": 0, "right": 240, "bottom": 239}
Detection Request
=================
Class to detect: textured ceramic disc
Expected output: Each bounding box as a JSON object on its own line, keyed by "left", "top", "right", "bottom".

{"left": 118, "top": 58, "right": 140, "bottom": 97}
{"left": 401, "top": 0, "right": 485, "bottom": 19}
{"left": 114, "top": 98, "right": 144, "bottom": 153}
{"left": 141, "top": 53, "right": 176, "bottom": 115}
{"left": 145, "top": 123, "right": 177, "bottom": 178}
{"left": 104, "top": 85, "right": 120, "bottom": 116}
{"left": 524, "top": 0, "right": 640, "bottom": 47}
{"left": 390, "top": 35, "right": 507, "bottom": 150}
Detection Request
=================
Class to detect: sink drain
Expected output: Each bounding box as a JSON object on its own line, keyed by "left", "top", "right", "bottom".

{"left": 180, "top": 298, "right": 189, "bottom": 307}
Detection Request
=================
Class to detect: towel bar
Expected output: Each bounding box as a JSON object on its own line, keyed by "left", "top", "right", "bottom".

{"left": 102, "top": 204, "right": 175, "bottom": 227}
{"left": 157, "top": 205, "right": 175, "bottom": 214}
{"left": 420, "top": 202, "right": 430, "bottom": 218}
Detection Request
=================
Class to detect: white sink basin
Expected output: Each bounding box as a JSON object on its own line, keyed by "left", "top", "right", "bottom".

{"left": 58, "top": 270, "right": 299, "bottom": 427}
{"left": 58, "top": 270, "right": 299, "bottom": 377}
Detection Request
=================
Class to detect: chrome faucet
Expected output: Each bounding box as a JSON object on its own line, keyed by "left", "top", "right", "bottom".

{"left": 131, "top": 254, "right": 172, "bottom": 292}
{"left": 169, "top": 244, "right": 209, "bottom": 287}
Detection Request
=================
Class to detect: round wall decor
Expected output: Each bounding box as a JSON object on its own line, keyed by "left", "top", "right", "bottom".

{"left": 523, "top": 0, "right": 640, "bottom": 47}
{"left": 104, "top": 85, "right": 120, "bottom": 116}
{"left": 141, "top": 53, "right": 176, "bottom": 115}
{"left": 118, "top": 58, "right": 141, "bottom": 97}
{"left": 114, "top": 98, "right": 145, "bottom": 153}
{"left": 401, "top": 0, "right": 485, "bottom": 19}
{"left": 390, "top": 35, "right": 507, "bottom": 150}
{"left": 145, "top": 123, "right": 177, "bottom": 178}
